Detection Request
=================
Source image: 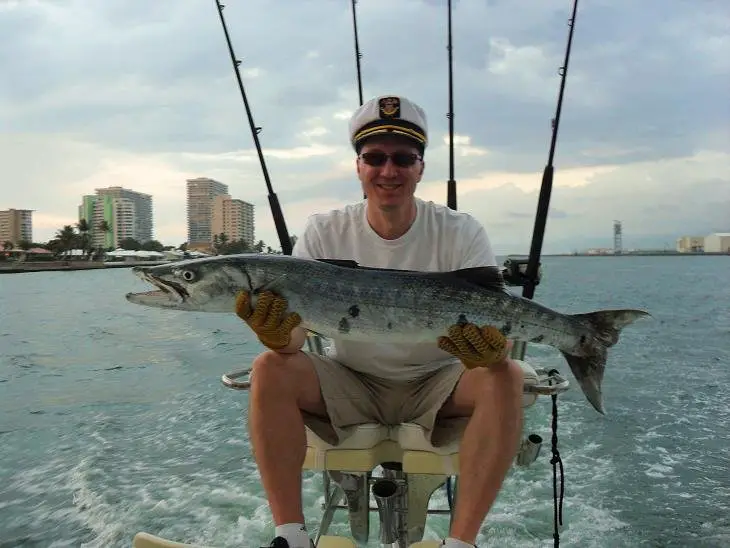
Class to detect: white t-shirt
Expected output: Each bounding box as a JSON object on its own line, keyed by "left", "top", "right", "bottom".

{"left": 292, "top": 197, "right": 498, "bottom": 381}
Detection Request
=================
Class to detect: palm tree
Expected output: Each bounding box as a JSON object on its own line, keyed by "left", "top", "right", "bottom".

{"left": 212, "top": 233, "right": 229, "bottom": 254}
{"left": 56, "top": 225, "right": 77, "bottom": 257}
{"left": 77, "top": 218, "right": 91, "bottom": 259}
{"left": 97, "top": 220, "right": 111, "bottom": 246}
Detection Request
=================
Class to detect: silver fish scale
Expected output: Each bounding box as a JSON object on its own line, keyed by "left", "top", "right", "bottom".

{"left": 247, "top": 257, "right": 589, "bottom": 350}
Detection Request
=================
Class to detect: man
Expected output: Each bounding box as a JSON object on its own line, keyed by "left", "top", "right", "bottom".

{"left": 236, "top": 95, "right": 525, "bottom": 548}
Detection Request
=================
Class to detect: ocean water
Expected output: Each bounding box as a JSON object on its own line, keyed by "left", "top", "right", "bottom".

{"left": 0, "top": 256, "right": 728, "bottom": 548}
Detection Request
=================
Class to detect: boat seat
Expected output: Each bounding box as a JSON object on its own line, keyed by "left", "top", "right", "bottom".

{"left": 303, "top": 359, "right": 539, "bottom": 475}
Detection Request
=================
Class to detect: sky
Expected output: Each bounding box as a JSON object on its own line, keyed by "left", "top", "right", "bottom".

{"left": 1, "top": 0, "right": 728, "bottom": 254}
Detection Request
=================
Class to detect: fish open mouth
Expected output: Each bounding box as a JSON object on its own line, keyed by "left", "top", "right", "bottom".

{"left": 127, "top": 269, "right": 190, "bottom": 306}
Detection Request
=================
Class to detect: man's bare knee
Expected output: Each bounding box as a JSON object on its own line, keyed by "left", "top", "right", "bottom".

{"left": 250, "top": 350, "right": 327, "bottom": 416}
{"left": 444, "top": 361, "right": 524, "bottom": 417}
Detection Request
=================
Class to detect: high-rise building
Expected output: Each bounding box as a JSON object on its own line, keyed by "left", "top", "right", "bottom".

{"left": 78, "top": 187, "right": 153, "bottom": 248}
{"left": 0, "top": 208, "right": 33, "bottom": 246}
{"left": 96, "top": 187, "right": 153, "bottom": 243}
{"left": 82, "top": 194, "right": 116, "bottom": 248}
{"left": 211, "top": 195, "right": 255, "bottom": 247}
{"left": 186, "top": 177, "right": 229, "bottom": 249}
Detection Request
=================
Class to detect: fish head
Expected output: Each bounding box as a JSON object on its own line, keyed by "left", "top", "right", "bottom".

{"left": 125, "top": 254, "right": 258, "bottom": 312}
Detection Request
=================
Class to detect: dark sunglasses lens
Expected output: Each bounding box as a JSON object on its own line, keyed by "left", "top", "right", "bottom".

{"left": 360, "top": 152, "right": 418, "bottom": 167}
{"left": 361, "top": 152, "right": 388, "bottom": 166}
{"left": 391, "top": 152, "right": 417, "bottom": 167}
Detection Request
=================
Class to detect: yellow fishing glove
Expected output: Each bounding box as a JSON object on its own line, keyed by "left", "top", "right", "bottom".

{"left": 437, "top": 323, "right": 510, "bottom": 369}
{"left": 235, "top": 290, "right": 302, "bottom": 351}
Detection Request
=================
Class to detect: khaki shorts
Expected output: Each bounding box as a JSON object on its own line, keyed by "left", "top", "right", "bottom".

{"left": 301, "top": 351, "right": 467, "bottom": 448}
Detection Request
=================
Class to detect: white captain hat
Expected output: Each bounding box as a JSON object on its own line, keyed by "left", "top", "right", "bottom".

{"left": 349, "top": 95, "right": 428, "bottom": 152}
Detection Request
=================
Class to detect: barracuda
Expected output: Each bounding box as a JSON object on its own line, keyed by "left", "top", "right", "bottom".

{"left": 125, "top": 253, "right": 650, "bottom": 414}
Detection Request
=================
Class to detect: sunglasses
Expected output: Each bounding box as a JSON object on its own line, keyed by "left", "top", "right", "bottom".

{"left": 359, "top": 151, "right": 421, "bottom": 168}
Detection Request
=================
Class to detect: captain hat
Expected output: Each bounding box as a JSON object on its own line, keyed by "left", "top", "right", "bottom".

{"left": 349, "top": 95, "right": 428, "bottom": 152}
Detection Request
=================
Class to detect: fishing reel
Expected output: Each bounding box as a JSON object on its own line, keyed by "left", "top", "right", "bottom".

{"left": 502, "top": 257, "right": 542, "bottom": 287}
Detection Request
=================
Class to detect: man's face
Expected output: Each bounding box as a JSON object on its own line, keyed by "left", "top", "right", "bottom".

{"left": 356, "top": 135, "right": 425, "bottom": 211}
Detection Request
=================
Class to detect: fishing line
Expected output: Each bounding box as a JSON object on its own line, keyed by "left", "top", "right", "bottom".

{"left": 519, "top": 2, "right": 581, "bottom": 546}
{"left": 213, "top": 0, "right": 293, "bottom": 255}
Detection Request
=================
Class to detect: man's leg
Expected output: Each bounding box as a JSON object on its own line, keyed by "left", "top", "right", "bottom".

{"left": 438, "top": 360, "right": 525, "bottom": 544}
{"left": 247, "top": 349, "right": 327, "bottom": 526}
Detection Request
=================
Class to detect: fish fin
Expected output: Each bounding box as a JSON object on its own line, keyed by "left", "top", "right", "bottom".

{"left": 559, "top": 349, "right": 607, "bottom": 415}
{"left": 448, "top": 266, "right": 507, "bottom": 290}
{"left": 573, "top": 309, "right": 651, "bottom": 346}
{"left": 255, "top": 274, "right": 289, "bottom": 294}
{"left": 315, "top": 258, "right": 420, "bottom": 274}
{"left": 314, "top": 260, "right": 508, "bottom": 292}
{"left": 315, "top": 258, "right": 360, "bottom": 268}
{"left": 562, "top": 308, "right": 650, "bottom": 414}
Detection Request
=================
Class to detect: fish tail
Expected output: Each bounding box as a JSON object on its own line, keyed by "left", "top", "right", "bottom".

{"left": 561, "top": 309, "right": 650, "bottom": 415}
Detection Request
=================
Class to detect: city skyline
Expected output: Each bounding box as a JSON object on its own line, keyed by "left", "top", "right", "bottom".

{"left": 4, "top": 194, "right": 727, "bottom": 256}
{"left": 2, "top": 175, "right": 262, "bottom": 250}
{"left": 2, "top": 1, "right": 728, "bottom": 254}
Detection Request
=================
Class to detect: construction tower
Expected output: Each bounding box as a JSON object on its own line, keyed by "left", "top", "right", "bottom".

{"left": 614, "top": 220, "right": 623, "bottom": 254}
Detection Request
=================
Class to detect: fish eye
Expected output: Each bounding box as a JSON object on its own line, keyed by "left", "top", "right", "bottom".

{"left": 181, "top": 270, "right": 196, "bottom": 282}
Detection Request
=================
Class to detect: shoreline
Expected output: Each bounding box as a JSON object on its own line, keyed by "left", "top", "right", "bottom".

{"left": 0, "top": 261, "right": 168, "bottom": 274}
{"left": 540, "top": 252, "right": 729, "bottom": 257}
{"left": 1, "top": 251, "right": 727, "bottom": 274}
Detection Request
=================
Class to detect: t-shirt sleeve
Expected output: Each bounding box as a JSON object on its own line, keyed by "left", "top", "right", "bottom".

{"left": 455, "top": 221, "right": 498, "bottom": 268}
{"left": 291, "top": 217, "right": 324, "bottom": 260}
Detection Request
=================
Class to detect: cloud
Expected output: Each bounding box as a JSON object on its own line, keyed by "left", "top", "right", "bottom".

{"left": 0, "top": 0, "right": 728, "bottom": 252}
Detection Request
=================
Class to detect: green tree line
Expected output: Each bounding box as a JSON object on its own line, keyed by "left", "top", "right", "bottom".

{"left": 1, "top": 221, "right": 296, "bottom": 259}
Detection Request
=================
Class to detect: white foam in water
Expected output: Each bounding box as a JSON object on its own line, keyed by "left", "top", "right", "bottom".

{"left": 2, "top": 260, "right": 729, "bottom": 547}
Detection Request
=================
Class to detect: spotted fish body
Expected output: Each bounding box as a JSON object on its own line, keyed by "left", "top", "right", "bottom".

{"left": 125, "top": 253, "right": 650, "bottom": 414}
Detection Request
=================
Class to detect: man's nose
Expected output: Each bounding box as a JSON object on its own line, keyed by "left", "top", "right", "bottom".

{"left": 380, "top": 158, "right": 399, "bottom": 176}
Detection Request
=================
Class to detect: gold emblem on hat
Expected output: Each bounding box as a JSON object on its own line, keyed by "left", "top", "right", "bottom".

{"left": 379, "top": 97, "right": 400, "bottom": 118}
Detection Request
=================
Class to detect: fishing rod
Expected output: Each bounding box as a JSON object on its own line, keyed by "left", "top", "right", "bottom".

{"left": 520, "top": 0, "right": 579, "bottom": 302}
{"left": 349, "top": 0, "right": 369, "bottom": 201}
{"left": 213, "top": 0, "right": 293, "bottom": 256}
{"left": 350, "top": 0, "right": 364, "bottom": 107}
{"left": 446, "top": 0, "right": 457, "bottom": 211}
{"left": 512, "top": 3, "right": 579, "bottom": 547}
{"left": 442, "top": 0, "right": 458, "bottom": 514}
